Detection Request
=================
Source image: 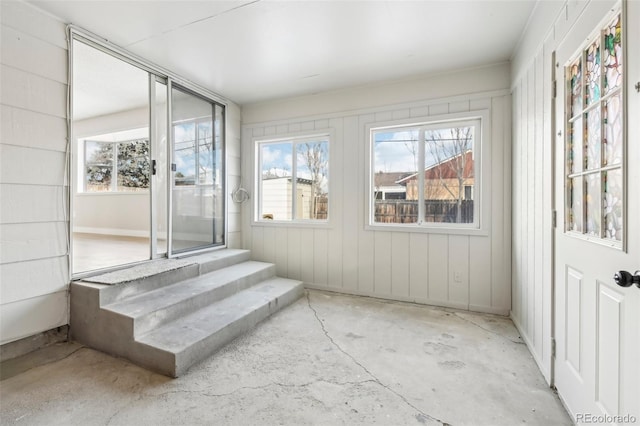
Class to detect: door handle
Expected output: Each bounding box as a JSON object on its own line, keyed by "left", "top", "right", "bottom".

{"left": 613, "top": 270, "right": 640, "bottom": 289}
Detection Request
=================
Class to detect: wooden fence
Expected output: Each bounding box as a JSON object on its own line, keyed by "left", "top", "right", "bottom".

{"left": 374, "top": 200, "right": 473, "bottom": 224}
{"left": 313, "top": 196, "right": 328, "bottom": 220}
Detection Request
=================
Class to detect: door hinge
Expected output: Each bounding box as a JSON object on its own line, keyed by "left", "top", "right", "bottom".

{"left": 552, "top": 210, "right": 557, "bottom": 228}
{"left": 551, "top": 338, "right": 556, "bottom": 358}
{"left": 152, "top": 159, "right": 157, "bottom": 176}
{"left": 552, "top": 80, "right": 557, "bottom": 99}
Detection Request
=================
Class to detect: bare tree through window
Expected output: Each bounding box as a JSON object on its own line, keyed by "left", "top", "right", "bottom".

{"left": 297, "top": 142, "right": 328, "bottom": 219}
{"left": 425, "top": 127, "right": 473, "bottom": 223}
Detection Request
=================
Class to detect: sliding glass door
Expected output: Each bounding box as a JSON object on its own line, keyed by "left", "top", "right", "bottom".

{"left": 71, "top": 30, "right": 227, "bottom": 276}
{"left": 170, "top": 85, "right": 225, "bottom": 254}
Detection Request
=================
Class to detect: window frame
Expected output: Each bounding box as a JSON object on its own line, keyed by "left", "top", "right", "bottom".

{"left": 562, "top": 9, "right": 625, "bottom": 250}
{"left": 253, "top": 131, "right": 331, "bottom": 226}
{"left": 365, "top": 110, "right": 490, "bottom": 236}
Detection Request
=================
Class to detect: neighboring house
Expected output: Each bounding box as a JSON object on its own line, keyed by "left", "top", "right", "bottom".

{"left": 261, "top": 176, "right": 313, "bottom": 220}
{"left": 397, "top": 150, "right": 474, "bottom": 201}
{"left": 373, "top": 171, "right": 409, "bottom": 200}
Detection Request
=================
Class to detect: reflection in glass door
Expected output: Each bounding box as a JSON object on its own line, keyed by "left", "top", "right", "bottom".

{"left": 71, "top": 38, "right": 152, "bottom": 274}
{"left": 170, "top": 85, "right": 225, "bottom": 254}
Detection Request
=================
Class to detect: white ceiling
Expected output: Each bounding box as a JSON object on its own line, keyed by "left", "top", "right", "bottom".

{"left": 33, "top": 0, "right": 536, "bottom": 106}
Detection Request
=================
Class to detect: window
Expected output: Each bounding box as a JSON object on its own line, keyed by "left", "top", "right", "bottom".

{"left": 565, "top": 13, "right": 623, "bottom": 245}
{"left": 81, "top": 128, "right": 150, "bottom": 193}
{"left": 256, "top": 135, "right": 329, "bottom": 222}
{"left": 173, "top": 117, "right": 220, "bottom": 187}
{"left": 370, "top": 117, "right": 481, "bottom": 229}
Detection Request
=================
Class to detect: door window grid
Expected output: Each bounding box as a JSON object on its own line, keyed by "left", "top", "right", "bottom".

{"left": 565, "top": 13, "right": 623, "bottom": 244}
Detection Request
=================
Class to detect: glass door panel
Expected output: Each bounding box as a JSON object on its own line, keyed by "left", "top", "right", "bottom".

{"left": 170, "top": 85, "right": 224, "bottom": 254}
{"left": 71, "top": 39, "right": 151, "bottom": 274}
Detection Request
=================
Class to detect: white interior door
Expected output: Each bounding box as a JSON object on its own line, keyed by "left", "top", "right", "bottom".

{"left": 554, "top": 2, "right": 639, "bottom": 423}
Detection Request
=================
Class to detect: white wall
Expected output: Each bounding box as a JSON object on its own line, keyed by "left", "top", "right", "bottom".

{"left": 0, "top": 1, "right": 69, "bottom": 344}
{"left": 74, "top": 193, "right": 150, "bottom": 236}
{"left": 242, "top": 63, "right": 512, "bottom": 315}
{"left": 73, "top": 107, "right": 151, "bottom": 236}
{"left": 509, "top": 0, "right": 626, "bottom": 384}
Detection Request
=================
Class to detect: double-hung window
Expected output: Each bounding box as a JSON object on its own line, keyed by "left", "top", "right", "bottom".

{"left": 256, "top": 135, "right": 329, "bottom": 222}
{"left": 369, "top": 115, "right": 484, "bottom": 231}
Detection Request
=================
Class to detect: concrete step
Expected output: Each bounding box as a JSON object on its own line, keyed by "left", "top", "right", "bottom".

{"left": 79, "top": 249, "right": 251, "bottom": 306}
{"left": 136, "top": 277, "right": 304, "bottom": 377}
{"left": 105, "top": 261, "right": 276, "bottom": 337}
{"left": 70, "top": 249, "right": 304, "bottom": 378}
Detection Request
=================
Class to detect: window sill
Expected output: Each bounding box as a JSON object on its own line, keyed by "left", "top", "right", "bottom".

{"left": 76, "top": 191, "right": 150, "bottom": 196}
{"left": 252, "top": 220, "right": 332, "bottom": 230}
{"left": 365, "top": 222, "right": 488, "bottom": 236}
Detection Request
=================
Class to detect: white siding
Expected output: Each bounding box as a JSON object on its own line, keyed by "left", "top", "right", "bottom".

{"left": 242, "top": 64, "right": 512, "bottom": 315}
{"left": 0, "top": 1, "right": 69, "bottom": 344}
{"left": 509, "top": 0, "right": 623, "bottom": 384}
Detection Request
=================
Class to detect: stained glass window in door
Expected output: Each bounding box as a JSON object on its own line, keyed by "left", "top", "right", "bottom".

{"left": 604, "top": 169, "right": 623, "bottom": 241}
{"left": 568, "top": 118, "right": 583, "bottom": 174}
{"left": 585, "top": 40, "right": 601, "bottom": 105}
{"left": 603, "top": 15, "right": 622, "bottom": 94}
{"left": 586, "top": 107, "right": 601, "bottom": 170}
{"left": 565, "top": 13, "right": 623, "bottom": 245}
{"left": 569, "top": 177, "right": 583, "bottom": 233}
{"left": 585, "top": 173, "right": 601, "bottom": 236}
{"left": 570, "top": 59, "right": 582, "bottom": 117}
{"left": 604, "top": 94, "right": 622, "bottom": 166}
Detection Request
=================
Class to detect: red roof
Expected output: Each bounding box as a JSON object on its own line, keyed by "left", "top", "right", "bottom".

{"left": 374, "top": 172, "right": 411, "bottom": 187}
{"left": 397, "top": 151, "right": 473, "bottom": 182}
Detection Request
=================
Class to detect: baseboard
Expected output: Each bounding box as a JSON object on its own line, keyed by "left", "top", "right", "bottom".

{"left": 0, "top": 325, "right": 69, "bottom": 361}
{"left": 304, "top": 283, "right": 509, "bottom": 315}
{"left": 73, "top": 227, "right": 149, "bottom": 238}
{"left": 510, "top": 312, "right": 552, "bottom": 385}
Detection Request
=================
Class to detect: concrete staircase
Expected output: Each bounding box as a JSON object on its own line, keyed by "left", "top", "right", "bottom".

{"left": 70, "top": 249, "right": 303, "bottom": 377}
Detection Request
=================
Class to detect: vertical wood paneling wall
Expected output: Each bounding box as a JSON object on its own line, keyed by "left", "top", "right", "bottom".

{"left": 0, "top": 2, "right": 242, "bottom": 345}
{"left": 509, "top": 0, "right": 617, "bottom": 383}
{"left": 0, "top": 1, "right": 70, "bottom": 344}
{"left": 241, "top": 66, "right": 512, "bottom": 315}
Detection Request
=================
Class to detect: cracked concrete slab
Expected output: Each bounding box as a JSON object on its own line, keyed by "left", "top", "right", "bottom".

{"left": 0, "top": 290, "right": 571, "bottom": 426}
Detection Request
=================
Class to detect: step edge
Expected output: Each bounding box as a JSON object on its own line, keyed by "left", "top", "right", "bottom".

{"left": 137, "top": 280, "right": 304, "bottom": 351}
{"left": 105, "top": 261, "right": 277, "bottom": 310}
{"left": 114, "top": 266, "right": 279, "bottom": 337}
{"left": 174, "top": 284, "right": 304, "bottom": 376}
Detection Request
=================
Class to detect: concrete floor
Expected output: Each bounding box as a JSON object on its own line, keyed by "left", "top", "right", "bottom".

{"left": 0, "top": 290, "right": 571, "bottom": 426}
